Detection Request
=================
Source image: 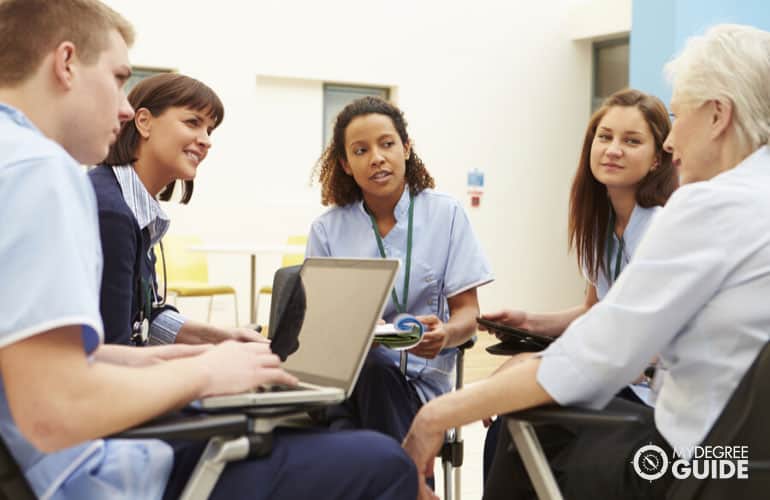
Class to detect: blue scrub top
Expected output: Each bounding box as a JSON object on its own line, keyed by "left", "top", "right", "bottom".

{"left": 0, "top": 103, "right": 172, "bottom": 500}
{"left": 308, "top": 187, "right": 493, "bottom": 400}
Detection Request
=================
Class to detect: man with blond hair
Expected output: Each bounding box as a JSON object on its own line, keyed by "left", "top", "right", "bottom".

{"left": 0, "top": 1, "right": 416, "bottom": 498}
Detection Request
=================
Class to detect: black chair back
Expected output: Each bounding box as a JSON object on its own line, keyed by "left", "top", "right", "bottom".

{"left": 0, "top": 437, "right": 36, "bottom": 499}
{"left": 266, "top": 265, "right": 305, "bottom": 361}
{"left": 668, "top": 341, "right": 770, "bottom": 499}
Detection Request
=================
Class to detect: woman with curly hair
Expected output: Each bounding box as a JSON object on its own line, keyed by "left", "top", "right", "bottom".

{"left": 307, "top": 96, "right": 494, "bottom": 443}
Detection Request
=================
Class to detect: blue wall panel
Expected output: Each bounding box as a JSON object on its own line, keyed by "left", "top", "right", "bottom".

{"left": 630, "top": 0, "right": 770, "bottom": 106}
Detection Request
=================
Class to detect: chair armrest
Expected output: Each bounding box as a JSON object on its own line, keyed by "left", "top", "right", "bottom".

{"left": 504, "top": 405, "right": 650, "bottom": 427}
{"left": 113, "top": 413, "right": 249, "bottom": 441}
{"left": 458, "top": 336, "right": 477, "bottom": 351}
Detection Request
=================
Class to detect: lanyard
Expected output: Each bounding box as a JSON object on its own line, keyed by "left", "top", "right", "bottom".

{"left": 606, "top": 208, "right": 626, "bottom": 284}
{"left": 368, "top": 192, "right": 414, "bottom": 314}
{"left": 132, "top": 240, "right": 168, "bottom": 346}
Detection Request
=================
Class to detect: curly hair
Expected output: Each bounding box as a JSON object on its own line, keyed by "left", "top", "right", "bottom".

{"left": 568, "top": 88, "right": 678, "bottom": 282}
{"left": 313, "top": 96, "right": 434, "bottom": 206}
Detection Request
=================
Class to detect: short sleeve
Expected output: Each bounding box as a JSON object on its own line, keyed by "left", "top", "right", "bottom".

{"left": 306, "top": 219, "right": 331, "bottom": 257}
{"left": 0, "top": 158, "right": 103, "bottom": 352}
{"left": 442, "top": 201, "right": 493, "bottom": 297}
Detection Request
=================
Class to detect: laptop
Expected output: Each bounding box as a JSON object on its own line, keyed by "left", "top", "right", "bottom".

{"left": 192, "top": 257, "right": 399, "bottom": 409}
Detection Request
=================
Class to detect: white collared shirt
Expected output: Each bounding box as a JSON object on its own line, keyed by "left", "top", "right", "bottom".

{"left": 538, "top": 146, "right": 770, "bottom": 453}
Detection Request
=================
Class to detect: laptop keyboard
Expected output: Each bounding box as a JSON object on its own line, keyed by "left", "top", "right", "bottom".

{"left": 256, "top": 384, "right": 305, "bottom": 393}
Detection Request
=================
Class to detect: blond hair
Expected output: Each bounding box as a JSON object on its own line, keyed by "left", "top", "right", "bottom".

{"left": 0, "top": 0, "right": 134, "bottom": 86}
{"left": 665, "top": 24, "right": 770, "bottom": 151}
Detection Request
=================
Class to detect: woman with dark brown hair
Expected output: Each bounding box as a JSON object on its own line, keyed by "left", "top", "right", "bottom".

{"left": 89, "top": 73, "right": 263, "bottom": 346}
{"left": 482, "top": 88, "right": 677, "bottom": 348}
{"left": 308, "top": 96, "right": 494, "bottom": 445}
{"left": 478, "top": 88, "right": 677, "bottom": 482}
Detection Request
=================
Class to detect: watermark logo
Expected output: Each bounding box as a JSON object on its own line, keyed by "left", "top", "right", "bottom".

{"left": 633, "top": 444, "right": 669, "bottom": 481}
{"left": 632, "top": 444, "right": 750, "bottom": 481}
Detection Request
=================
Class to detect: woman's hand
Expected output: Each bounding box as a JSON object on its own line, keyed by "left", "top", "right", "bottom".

{"left": 409, "top": 315, "right": 449, "bottom": 359}
{"left": 228, "top": 327, "right": 270, "bottom": 343}
{"left": 479, "top": 309, "right": 532, "bottom": 340}
{"left": 402, "top": 407, "right": 444, "bottom": 496}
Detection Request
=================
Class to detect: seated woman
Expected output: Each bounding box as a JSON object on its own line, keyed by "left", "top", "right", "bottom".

{"left": 307, "top": 96, "right": 493, "bottom": 441}
{"left": 403, "top": 23, "right": 770, "bottom": 500}
{"left": 0, "top": 3, "right": 417, "bottom": 499}
{"left": 480, "top": 88, "right": 677, "bottom": 478}
{"left": 90, "top": 73, "right": 261, "bottom": 346}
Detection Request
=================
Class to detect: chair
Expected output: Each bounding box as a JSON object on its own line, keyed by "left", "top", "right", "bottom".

{"left": 0, "top": 406, "right": 325, "bottom": 500}
{"left": 159, "top": 235, "right": 239, "bottom": 325}
{"left": 396, "top": 335, "right": 474, "bottom": 500}
{"left": 255, "top": 235, "right": 307, "bottom": 327}
{"left": 501, "top": 341, "right": 770, "bottom": 500}
{"left": 439, "top": 338, "right": 475, "bottom": 500}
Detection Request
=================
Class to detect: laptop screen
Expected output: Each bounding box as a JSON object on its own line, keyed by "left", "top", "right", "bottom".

{"left": 278, "top": 257, "right": 398, "bottom": 390}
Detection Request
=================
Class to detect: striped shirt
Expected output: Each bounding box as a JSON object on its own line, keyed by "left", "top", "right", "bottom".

{"left": 112, "top": 165, "right": 185, "bottom": 344}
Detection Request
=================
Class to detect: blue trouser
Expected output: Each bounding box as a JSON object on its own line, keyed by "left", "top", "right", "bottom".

{"left": 327, "top": 348, "right": 423, "bottom": 443}
{"left": 163, "top": 428, "right": 416, "bottom": 500}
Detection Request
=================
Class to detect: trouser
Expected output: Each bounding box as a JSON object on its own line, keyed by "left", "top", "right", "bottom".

{"left": 482, "top": 385, "right": 648, "bottom": 485}
{"left": 163, "top": 427, "right": 417, "bottom": 500}
{"left": 483, "top": 398, "right": 675, "bottom": 500}
{"left": 326, "top": 348, "right": 423, "bottom": 442}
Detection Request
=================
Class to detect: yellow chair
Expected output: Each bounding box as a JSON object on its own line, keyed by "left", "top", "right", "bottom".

{"left": 255, "top": 235, "right": 307, "bottom": 325}
{"left": 157, "top": 235, "right": 239, "bottom": 325}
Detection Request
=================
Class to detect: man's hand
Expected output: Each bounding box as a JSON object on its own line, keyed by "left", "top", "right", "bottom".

{"left": 409, "top": 315, "right": 448, "bottom": 359}
{"left": 197, "top": 341, "right": 298, "bottom": 397}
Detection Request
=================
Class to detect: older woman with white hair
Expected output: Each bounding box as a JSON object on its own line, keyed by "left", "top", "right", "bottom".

{"left": 403, "top": 23, "right": 770, "bottom": 500}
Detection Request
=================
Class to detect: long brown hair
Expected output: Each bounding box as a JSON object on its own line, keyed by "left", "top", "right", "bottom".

{"left": 103, "top": 73, "right": 224, "bottom": 203}
{"left": 314, "top": 96, "right": 434, "bottom": 206}
{"left": 569, "top": 88, "right": 677, "bottom": 282}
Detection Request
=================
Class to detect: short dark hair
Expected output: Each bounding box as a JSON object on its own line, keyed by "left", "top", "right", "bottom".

{"left": 103, "top": 73, "right": 224, "bottom": 203}
{"left": 0, "top": 0, "right": 134, "bottom": 86}
{"left": 314, "top": 96, "right": 434, "bottom": 206}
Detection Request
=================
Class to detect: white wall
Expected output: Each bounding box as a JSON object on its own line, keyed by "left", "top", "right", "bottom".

{"left": 103, "top": 0, "right": 604, "bottom": 325}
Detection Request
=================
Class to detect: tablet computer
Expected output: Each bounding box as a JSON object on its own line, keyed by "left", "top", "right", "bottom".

{"left": 476, "top": 317, "right": 554, "bottom": 350}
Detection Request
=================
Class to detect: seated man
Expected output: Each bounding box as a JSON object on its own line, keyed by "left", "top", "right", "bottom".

{"left": 403, "top": 23, "right": 770, "bottom": 500}
{"left": 0, "top": 1, "right": 416, "bottom": 499}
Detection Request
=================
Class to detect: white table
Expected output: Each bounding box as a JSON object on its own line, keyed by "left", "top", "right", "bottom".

{"left": 189, "top": 244, "right": 304, "bottom": 325}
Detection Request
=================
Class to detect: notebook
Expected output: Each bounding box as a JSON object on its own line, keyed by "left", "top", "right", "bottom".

{"left": 191, "top": 257, "right": 399, "bottom": 409}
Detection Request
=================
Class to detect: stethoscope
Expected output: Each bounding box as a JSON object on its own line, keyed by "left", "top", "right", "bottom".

{"left": 131, "top": 240, "right": 168, "bottom": 346}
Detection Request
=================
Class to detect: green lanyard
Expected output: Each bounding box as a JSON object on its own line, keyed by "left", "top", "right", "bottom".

{"left": 606, "top": 208, "right": 626, "bottom": 284}
{"left": 368, "top": 193, "right": 414, "bottom": 314}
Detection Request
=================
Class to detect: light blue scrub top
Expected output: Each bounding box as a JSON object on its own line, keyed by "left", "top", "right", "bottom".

{"left": 308, "top": 187, "right": 493, "bottom": 401}
{"left": 587, "top": 204, "right": 661, "bottom": 405}
{"left": 0, "top": 103, "right": 172, "bottom": 500}
{"left": 592, "top": 204, "right": 661, "bottom": 300}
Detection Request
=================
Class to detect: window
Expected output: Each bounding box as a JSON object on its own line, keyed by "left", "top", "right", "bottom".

{"left": 322, "top": 84, "right": 390, "bottom": 150}
{"left": 592, "top": 38, "right": 629, "bottom": 112}
{"left": 125, "top": 66, "right": 175, "bottom": 94}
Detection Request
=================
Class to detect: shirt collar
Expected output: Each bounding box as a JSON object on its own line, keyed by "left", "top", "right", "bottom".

{"left": 111, "top": 165, "right": 170, "bottom": 245}
{"left": 0, "top": 102, "right": 42, "bottom": 134}
{"left": 355, "top": 185, "right": 411, "bottom": 220}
